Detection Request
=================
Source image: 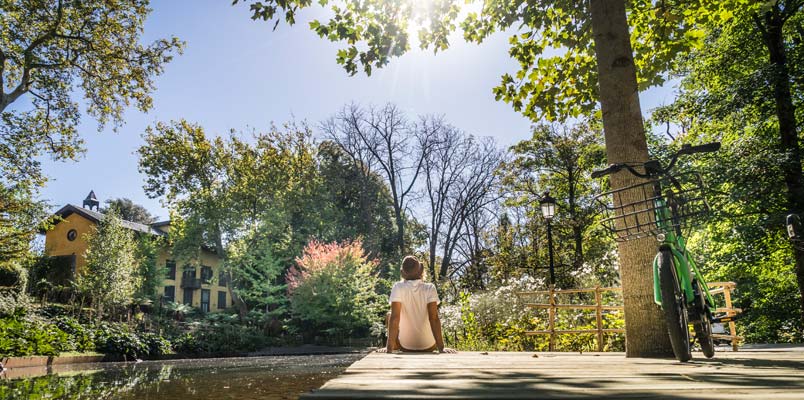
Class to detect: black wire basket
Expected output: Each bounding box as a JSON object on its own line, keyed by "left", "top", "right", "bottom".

{"left": 595, "top": 172, "right": 711, "bottom": 242}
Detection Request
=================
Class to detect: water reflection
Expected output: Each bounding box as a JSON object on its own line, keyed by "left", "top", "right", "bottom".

{"left": 0, "top": 354, "right": 365, "bottom": 400}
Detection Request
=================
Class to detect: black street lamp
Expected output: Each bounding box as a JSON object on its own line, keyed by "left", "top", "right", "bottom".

{"left": 539, "top": 191, "right": 557, "bottom": 287}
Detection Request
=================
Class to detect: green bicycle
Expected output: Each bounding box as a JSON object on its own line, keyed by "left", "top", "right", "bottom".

{"left": 592, "top": 142, "right": 721, "bottom": 362}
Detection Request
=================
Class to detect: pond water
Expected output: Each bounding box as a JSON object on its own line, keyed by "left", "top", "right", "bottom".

{"left": 0, "top": 353, "right": 366, "bottom": 399}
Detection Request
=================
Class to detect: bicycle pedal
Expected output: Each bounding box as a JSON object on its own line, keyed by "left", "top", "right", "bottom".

{"left": 710, "top": 314, "right": 742, "bottom": 323}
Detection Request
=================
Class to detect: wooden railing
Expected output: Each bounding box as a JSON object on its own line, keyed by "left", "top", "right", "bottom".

{"left": 518, "top": 286, "right": 624, "bottom": 352}
{"left": 518, "top": 282, "right": 742, "bottom": 352}
{"left": 707, "top": 281, "right": 743, "bottom": 351}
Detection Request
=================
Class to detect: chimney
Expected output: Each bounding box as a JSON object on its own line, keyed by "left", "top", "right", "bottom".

{"left": 83, "top": 190, "right": 100, "bottom": 211}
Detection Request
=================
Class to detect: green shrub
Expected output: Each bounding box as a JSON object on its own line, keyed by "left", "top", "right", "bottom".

{"left": 0, "top": 317, "right": 69, "bottom": 356}
{"left": 141, "top": 332, "right": 172, "bottom": 357}
{"left": 287, "top": 240, "right": 386, "bottom": 340}
{"left": 0, "top": 289, "right": 30, "bottom": 319}
{"left": 52, "top": 315, "right": 95, "bottom": 352}
{"left": 93, "top": 323, "right": 148, "bottom": 359}
{"left": 172, "top": 332, "right": 203, "bottom": 354}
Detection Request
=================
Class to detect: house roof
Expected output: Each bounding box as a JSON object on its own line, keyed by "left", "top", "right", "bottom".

{"left": 51, "top": 204, "right": 167, "bottom": 236}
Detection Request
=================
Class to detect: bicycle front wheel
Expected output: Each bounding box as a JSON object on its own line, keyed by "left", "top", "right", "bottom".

{"left": 658, "top": 250, "right": 692, "bottom": 362}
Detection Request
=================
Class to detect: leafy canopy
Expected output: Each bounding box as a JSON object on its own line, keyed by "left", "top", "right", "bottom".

{"left": 1, "top": 0, "right": 183, "bottom": 187}
{"left": 236, "top": 0, "right": 740, "bottom": 121}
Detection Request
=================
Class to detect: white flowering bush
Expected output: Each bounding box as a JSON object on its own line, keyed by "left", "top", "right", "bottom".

{"left": 441, "top": 275, "right": 625, "bottom": 352}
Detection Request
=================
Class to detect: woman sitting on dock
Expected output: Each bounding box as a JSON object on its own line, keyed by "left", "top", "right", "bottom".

{"left": 379, "top": 256, "right": 457, "bottom": 354}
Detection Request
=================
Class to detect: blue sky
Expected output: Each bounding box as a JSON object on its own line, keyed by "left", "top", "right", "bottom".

{"left": 38, "top": 0, "right": 678, "bottom": 220}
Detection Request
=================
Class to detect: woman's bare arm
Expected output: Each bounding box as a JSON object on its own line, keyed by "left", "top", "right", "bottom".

{"left": 386, "top": 302, "right": 402, "bottom": 353}
{"left": 427, "top": 302, "right": 455, "bottom": 353}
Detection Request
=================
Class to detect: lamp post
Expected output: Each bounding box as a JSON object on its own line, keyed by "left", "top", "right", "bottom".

{"left": 539, "top": 191, "right": 557, "bottom": 287}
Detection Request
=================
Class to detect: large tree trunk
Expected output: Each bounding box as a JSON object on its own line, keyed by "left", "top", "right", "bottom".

{"left": 589, "top": 0, "right": 673, "bottom": 357}
{"left": 759, "top": 9, "right": 804, "bottom": 326}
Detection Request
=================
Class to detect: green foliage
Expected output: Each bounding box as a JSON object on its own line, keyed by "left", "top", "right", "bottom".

{"left": 226, "top": 230, "right": 287, "bottom": 318}
{"left": 0, "top": 316, "right": 69, "bottom": 356}
{"left": 287, "top": 240, "right": 386, "bottom": 339}
{"left": 0, "top": 186, "right": 47, "bottom": 279}
{"left": 0, "top": 0, "right": 183, "bottom": 189}
{"left": 498, "top": 120, "right": 615, "bottom": 288}
{"left": 102, "top": 198, "right": 157, "bottom": 224}
{"left": 0, "top": 1, "right": 181, "bottom": 277}
{"left": 139, "top": 119, "right": 402, "bottom": 316}
{"left": 92, "top": 322, "right": 149, "bottom": 359}
{"left": 135, "top": 234, "right": 165, "bottom": 302}
{"left": 316, "top": 140, "right": 399, "bottom": 274}
{"left": 651, "top": 0, "right": 804, "bottom": 342}
{"left": 235, "top": 0, "right": 738, "bottom": 122}
{"left": 52, "top": 315, "right": 95, "bottom": 353}
{"left": 74, "top": 210, "right": 142, "bottom": 318}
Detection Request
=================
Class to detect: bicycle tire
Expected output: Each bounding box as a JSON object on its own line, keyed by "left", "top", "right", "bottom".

{"left": 694, "top": 311, "right": 715, "bottom": 358}
{"left": 658, "top": 250, "right": 692, "bottom": 362}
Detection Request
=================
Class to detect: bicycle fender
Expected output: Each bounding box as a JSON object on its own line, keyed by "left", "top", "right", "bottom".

{"left": 653, "top": 253, "right": 662, "bottom": 306}
{"left": 669, "top": 247, "right": 695, "bottom": 304}
{"left": 653, "top": 248, "right": 695, "bottom": 305}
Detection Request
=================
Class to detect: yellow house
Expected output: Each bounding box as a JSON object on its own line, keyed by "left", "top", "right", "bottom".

{"left": 44, "top": 191, "right": 231, "bottom": 312}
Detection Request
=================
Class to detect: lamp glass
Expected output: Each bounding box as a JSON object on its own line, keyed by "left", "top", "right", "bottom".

{"left": 541, "top": 202, "right": 555, "bottom": 219}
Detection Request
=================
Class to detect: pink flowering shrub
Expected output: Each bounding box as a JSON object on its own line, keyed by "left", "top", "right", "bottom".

{"left": 286, "top": 239, "right": 372, "bottom": 293}
{"left": 286, "top": 239, "right": 386, "bottom": 338}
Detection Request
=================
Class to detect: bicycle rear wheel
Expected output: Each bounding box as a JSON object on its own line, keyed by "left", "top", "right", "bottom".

{"left": 694, "top": 311, "right": 715, "bottom": 358}
{"left": 658, "top": 250, "right": 692, "bottom": 362}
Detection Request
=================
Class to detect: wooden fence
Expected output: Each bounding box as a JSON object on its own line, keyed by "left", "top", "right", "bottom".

{"left": 518, "top": 282, "right": 742, "bottom": 352}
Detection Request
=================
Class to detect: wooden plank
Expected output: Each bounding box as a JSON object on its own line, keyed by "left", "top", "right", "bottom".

{"left": 517, "top": 287, "right": 622, "bottom": 296}
{"left": 526, "top": 328, "right": 625, "bottom": 335}
{"left": 303, "top": 349, "right": 804, "bottom": 399}
{"left": 708, "top": 281, "right": 737, "bottom": 288}
{"left": 525, "top": 303, "right": 623, "bottom": 311}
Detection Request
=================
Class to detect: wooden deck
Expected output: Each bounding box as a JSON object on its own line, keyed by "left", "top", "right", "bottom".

{"left": 302, "top": 347, "right": 804, "bottom": 399}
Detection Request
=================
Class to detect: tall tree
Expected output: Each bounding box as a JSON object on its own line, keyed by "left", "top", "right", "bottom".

{"left": 504, "top": 122, "right": 607, "bottom": 275}
{"left": 752, "top": 1, "right": 804, "bottom": 326}
{"left": 317, "top": 140, "right": 399, "bottom": 273}
{"left": 102, "top": 198, "right": 156, "bottom": 224}
{"left": 322, "top": 103, "right": 437, "bottom": 254}
{"left": 1, "top": 0, "right": 181, "bottom": 273}
{"left": 653, "top": 0, "right": 804, "bottom": 335}
{"left": 426, "top": 134, "right": 503, "bottom": 283}
{"left": 75, "top": 210, "right": 141, "bottom": 319}
{"left": 0, "top": 0, "right": 182, "bottom": 183}
{"left": 139, "top": 120, "right": 318, "bottom": 317}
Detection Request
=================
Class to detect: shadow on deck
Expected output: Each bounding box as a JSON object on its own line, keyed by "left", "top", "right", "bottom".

{"left": 301, "top": 349, "right": 804, "bottom": 399}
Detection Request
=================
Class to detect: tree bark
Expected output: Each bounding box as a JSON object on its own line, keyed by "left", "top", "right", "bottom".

{"left": 589, "top": 0, "right": 673, "bottom": 357}
{"left": 757, "top": 8, "right": 804, "bottom": 327}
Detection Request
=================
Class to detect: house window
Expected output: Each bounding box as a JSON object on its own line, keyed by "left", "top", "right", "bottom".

{"left": 166, "top": 260, "right": 176, "bottom": 280}
{"left": 66, "top": 229, "right": 78, "bottom": 241}
{"left": 183, "top": 267, "right": 196, "bottom": 280}
{"left": 201, "top": 266, "right": 213, "bottom": 284}
{"left": 164, "top": 286, "right": 175, "bottom": 303}
{"left": 183, "top": 288, "right": 194, "bottom": 306}
{"left": 201, "top": 289, "right": 210, "bottom": 313}
{"left": 218, "top": 291, "right": 227, "bottom": 309}
{"left": 218, "top": 270, "right": 228, "bottom": 286}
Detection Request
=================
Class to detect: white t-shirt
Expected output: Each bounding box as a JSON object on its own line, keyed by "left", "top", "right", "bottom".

{"left": 389, "top": 279, "right": 440, "bottom": 350}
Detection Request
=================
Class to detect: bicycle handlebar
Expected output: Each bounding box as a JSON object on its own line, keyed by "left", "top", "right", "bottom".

{"left": 591, "top": 142, "right": 720, "bottom": 179}
{"left": 677, "top": 142, "right": 721, "bottom": 156}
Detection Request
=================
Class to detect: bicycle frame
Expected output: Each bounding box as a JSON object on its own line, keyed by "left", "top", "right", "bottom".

{"left": 650, "top": 186, "right": 715, "bottom": 308}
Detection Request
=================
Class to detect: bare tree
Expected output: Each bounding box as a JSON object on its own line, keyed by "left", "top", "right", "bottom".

{"left": 423, "top": 132, "right": 504, "bottom": 283}
{"left": 323, "top": 103, "right": 436, "bottom": 254}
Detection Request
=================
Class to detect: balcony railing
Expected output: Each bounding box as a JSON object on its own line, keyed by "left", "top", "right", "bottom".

{"left": 181, "top": 277, "right": 202, "bottom": 290}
